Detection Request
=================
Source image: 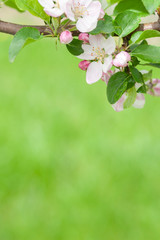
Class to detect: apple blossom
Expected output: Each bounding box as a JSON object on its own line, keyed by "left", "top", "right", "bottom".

{"left": 113, "top": 51, "right": 131, "bottom": 68}
{"left": 38, "top": 0, "right": 67, "bottom": 17}
{"left": 65, "top": 0, "right": 101, "bottom": 32}
{"left": 78, "top": 33, "right": 89, "bottom": 43}
{"left": 60, "top": 30, "right": 73, "bottom": 44}
{"left": 78, "top": 34, "right": 116, "bottom": 84}
{"left": 147, "top": 79, "right": 160, "bottom": 96}
{"left": 79, "top": 60, "right": 90, "bottom": 71}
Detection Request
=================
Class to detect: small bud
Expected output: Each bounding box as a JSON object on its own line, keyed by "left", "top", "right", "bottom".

{"left": 113, "top": 51, "right": 131, "bottom": 68}
{"left": 78, "top": 33, "right": 89, "bottom": 43}
{"left": 98, "top": 8, "right": 105, "bottom": 19}
{"left": 60, "top": 30, "right": 73, "bottom": 44}
{"left": 79, "top": 60, "right": 90, "bottom": 71}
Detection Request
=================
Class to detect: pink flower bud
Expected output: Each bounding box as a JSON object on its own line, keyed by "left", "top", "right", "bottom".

{"left": 113, "top": 51, "right": 131, "bottom": 68}
{"left": 79, "top": 60, "right": 90, "bottom": 71}
{"left": 147, "top": 79, "right": 160, "bottom": 96}
{"left": 78, "top": 33, "right": 89, "bottom": 43}
{"left": 98, "top": 8, "right": 105, "bottom": 19}
{"left": 60, "top": 30, "right": 73, "bottom": 44}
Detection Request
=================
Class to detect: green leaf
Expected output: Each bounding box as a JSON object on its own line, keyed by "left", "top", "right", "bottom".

{"left": 9, "top": 27, "right": 41, "bottom": 63}
{"left": 124, "top": 87, "right": 137, "bottom": 109}
{"left": 90, "top": 14, "right": 115, "bottom": 35}
{"left": 140, "top": 63, "right": 160, "bottom": 68}
{"left": 137, "top": 85, "right": 147, "bottom": 93}
{"left": 2, "top": 0, "right": 24, "bottom": 12}
{"left": 107, "top": 72, "right": 129, "bottom": 104}
{"left": 114, "top": 0, "right": 148, "bottom": 16}
{"left": 141, "top": 0, "right": 160, "bottom": 14}
{"left": 132, "top": 45, "right": 160, "bottom": 63}
{"left": 142, "top": 70, "right": 152, "bottom": 82}
{"left": 15, "top": 0, "right": 50, "bottom": 22}
{"left": 107, "top": 0, "right": 123, "bottom": 5}
{"left": 114, "top": 11, "right": 141, "bottom": 37}
{"left": 129, "top": 66, "right": 144, "bottom": 83}
{"left": 66, "top": 39, "right": 84, "bottom": 56}
{"left": 131, "top": 30, "right": 160, "bottom": 43}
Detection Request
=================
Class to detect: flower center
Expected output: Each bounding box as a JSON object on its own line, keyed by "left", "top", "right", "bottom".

{"left": 73, "top": 3, "right": 88, "bottom": 19}
{"left": 92, "top": 47, "right": 106, "bottom": 63}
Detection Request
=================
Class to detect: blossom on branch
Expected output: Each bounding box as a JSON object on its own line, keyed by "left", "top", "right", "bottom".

{"left": 78, "top": 34, "right": 116, "bottom": 84}
{"left": 65, "top": 0, "right": 101, "bottom": 32}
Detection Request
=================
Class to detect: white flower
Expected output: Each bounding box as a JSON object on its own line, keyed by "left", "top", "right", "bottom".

{"left": 78, "top": 34, "right": 116, "bottom": 84}
{"left": 65, "top": 0, "right": 101, "bottom": 32}
{"left": 38, "top": 0, "right": 67, "bottom": 17}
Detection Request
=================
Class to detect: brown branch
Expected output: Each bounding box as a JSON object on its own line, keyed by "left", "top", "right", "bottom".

{"left": 0, "top": 20, "right": 160, "bottom": 37}
{"left": 0, "top": 20, "right": 52, "bottom": 35}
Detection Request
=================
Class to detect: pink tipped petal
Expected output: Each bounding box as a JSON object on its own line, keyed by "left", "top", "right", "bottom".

{"left": 112, "top": 94, "right": 126, "bottom": 112}
{"left": 99, "top": 8, "right": 105, "bottom": 19}
{"left": 133, "top": 93, "right": 145, "bottom": 109}
{"left": 86, "top": 61, "right": 103, "bottom": 84}
{"left": 102, "top": 56, "right": 112, "bottom": 73}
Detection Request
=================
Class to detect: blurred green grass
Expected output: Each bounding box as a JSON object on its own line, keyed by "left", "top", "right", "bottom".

{"left": 0, "top": 33, "right": 160, "bottom": 240}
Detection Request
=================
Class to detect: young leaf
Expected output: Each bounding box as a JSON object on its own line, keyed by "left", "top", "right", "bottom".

{"left": 107, "top": 72, "right": 129, "bottom": 104}
{"left": 129, "top": 66, "right": 144, "bottom": 83}
{"left": 132, "top": 45, "right": 160, "bottom": 63}
{"left": 3, "top": 0, "right": 24, "bottom": 12}
{"left": 15, "top": 0, "right": 50, "bottom": 22}
{"left": 66, "top": 39, "right": 84, "bottom": 56}
{"left": 141, "top": 0, "right": 160, "bottom": 14}
{"left": 142, "top": 70, "right": 152, "bottom": 82}
{"left": 90, "top": 15, "right": 115, "bottom": 35}
{"left": 114, "top": 0, "right": 148, "bottom": 16}
{"left": 131, "top": 30, "right": 160, "bottom": 43}
{"left": 9, "top": 27, "right": 41, "bottom": 63}
{"left": 123, "top": 87, "right": 137, "bottom": 109}
{"left": 114, "top": 11, "right": 141, "bottom": 37}
{"left": 140, "top": 63, "right": 160, "bottom": 68}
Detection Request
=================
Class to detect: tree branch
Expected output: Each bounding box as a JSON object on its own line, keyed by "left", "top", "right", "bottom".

{"left": 0, "top": 20, "right": 160, "bottom": 37}
{"left": 0, "top": 20, "right": 52, "bottom": 35}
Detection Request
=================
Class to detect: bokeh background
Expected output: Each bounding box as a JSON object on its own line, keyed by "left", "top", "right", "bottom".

{"left": 1, "top": 6, "right": 160, "bottom": 240}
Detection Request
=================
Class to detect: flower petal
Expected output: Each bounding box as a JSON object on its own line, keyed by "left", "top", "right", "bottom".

{"left": 104, "top": 36, "right": 116, "bottom": 55}
{"left": 132, "top": 93, "right": 145, "bottom": 109}
{"left": 38, "top": 0, "right": 54, "bottom": 8}
{"left": 44, "top": 7, "right": 64, "bottom": 17}
{"left": 76, "top": 16, "right": 97, "bottom": 32}
{"left": 102, "top": 56, "right": 112, "bottom": 73}
{"left": 86, "top": 61, "right": 103, "bottom": 84}
{"left": 78, "top": 45, "right": 95, "bottom": 60}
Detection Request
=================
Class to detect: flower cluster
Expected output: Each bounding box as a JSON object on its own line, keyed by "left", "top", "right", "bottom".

{"left": 38, "top": 0, "right": 160, "bottom": 112}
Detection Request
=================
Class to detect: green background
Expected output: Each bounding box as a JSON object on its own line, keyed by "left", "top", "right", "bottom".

{"left": 0, "top": 33, "right": 160, "bottom": 240}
